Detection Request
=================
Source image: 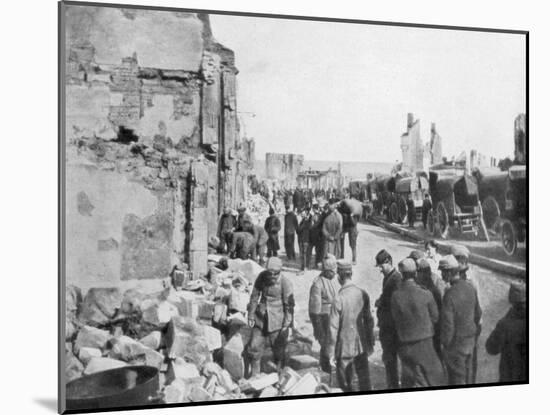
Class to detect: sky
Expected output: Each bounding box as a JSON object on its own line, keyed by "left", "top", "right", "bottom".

{"left": 210, "top": 14, "right": 526, "bottom": 164}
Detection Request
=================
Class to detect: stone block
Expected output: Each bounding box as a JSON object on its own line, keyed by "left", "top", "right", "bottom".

{"left": 188, "top": 386, "right": 213, "bottom": 402}
{"left": 142, "top": 301, "right": 179, "bottom": 327}
{"left": 288, "top": 354, "right": 319, "bottom": 370}
{"left": 79, "top": 287, "right": 122, "bottom": 326}
{"left": 130, "top": 348, "right": 165, "bottom": 370}
{"left": 108, "top": 335, "right": 148, "bottom": 361}
{"left": 74, "top": 326, "right": 112, "bottom": 354}
{"left": 278, "top": 367, "right": 302, "bottom": 395}
{"left": 284, "top": 373, "right": 318, "bottom": 396}
{"left": 167, "top": 357, "right": 200, "bottom": 381}
{"left": 66, "top": 349, "right": 84, "bottom": 382}
{"left": 165, "top": 317, "right": 211, "bottom": 366}
{"left": 139, "top": 331, "right": 162, "bottom": 350}
{"left": 198, "top": 300, "right": 216, "bottom": 321}
{"left": 246, "top": 373, "right": 279, "bottom": 392}
{"left": 203, "top": 325, "right": 222, "bottom": 351}
{"left": 84, "top": 357, "right": 127, "bottom": 375}
{"left": 223, "top": 333, "right": 244, "bottom": 381}
{"left": 259, "top": 385, "right": 279, "bottom": 398}
{"left": 163, "top": 379, "right": 188, "bottom": 404}
{"left": 78, "top": 347, "right": 102, "bottom": 365}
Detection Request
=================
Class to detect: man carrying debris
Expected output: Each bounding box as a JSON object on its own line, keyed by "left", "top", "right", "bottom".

{"left": 217, "top": 207, "right": 236, "bottom": 253}
{"left": 329, "top": 260, "right": 375, "bottom": 392}
{"left": 264, "top": 208, "right": 281, "bottom": 257}
{"left": 252, "top": 224, "right": 269, "bottom": 266}
{"left": 322, "top": 202, "right": 343, "bottom": 258}
{"left": 284, "top": 205, "right": 299, "bottom": 260}
{"left": 309, "top": 254, "right": 341, "bottom": 373}
{"left": 439, "top": 255, "right": 482, "bottom": 385}
{"left": 391, "top": 258, "right": 445, "bottom": 387}
{"left": 485, "top": 282, "right": 527, "bottom": 382}
{"left": 375, "top": 249, "right": 402, "bottom": 389}
{"left": 229, "top": 231, "right": 256, "bottom": 260}
{"left": 245, "top": 257, "right": 294, "bottom": 377}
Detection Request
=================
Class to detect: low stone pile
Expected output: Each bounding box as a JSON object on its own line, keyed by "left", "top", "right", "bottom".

{"left": 244, "top": 193, "right": 271, "bottom": 226}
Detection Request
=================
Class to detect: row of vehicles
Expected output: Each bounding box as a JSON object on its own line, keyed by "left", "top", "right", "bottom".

{"left": 349, "top": 164, "right": 526, "bottom": 256}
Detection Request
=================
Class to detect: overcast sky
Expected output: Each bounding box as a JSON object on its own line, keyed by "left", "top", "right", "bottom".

{"left": 210, "top": 14, "right": 526, "bottom": 163}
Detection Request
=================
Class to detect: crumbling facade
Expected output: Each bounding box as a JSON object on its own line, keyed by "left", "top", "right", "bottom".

{"left": 64, "top": 6, "right": 250, "bottom": 286}
{"left": 265, "top": 153, "right": 304, "bottom": 188}
{"left": 514, "top": 113, "right": 526, "bottom": 164}
{"left": 400, "top": 113, "right": 424, "bottom": 173}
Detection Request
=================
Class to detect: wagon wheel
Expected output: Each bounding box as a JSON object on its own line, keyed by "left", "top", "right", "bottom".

{"left": 427, "top": 210, "right": 436, "bottom": 235}
{"left": 397, "top": 196, "right": 408, "bottom": 224}
{"left": 436, "top": 202, "right": 449, "bottom": 239}
{"left": 389, "top": 202, "right": 399, "bottom": 223}
{"left": 482, "top": 196, "right": 501, "bottom": 230}
{"left": 501, "top": 218, "right": 518, "bottom": 256}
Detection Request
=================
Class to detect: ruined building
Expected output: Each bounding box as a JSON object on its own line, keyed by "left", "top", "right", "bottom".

{"left": 265, "top": 153, "right": 304, "bottom": 188}
{"left": 401, "top": 114, "right": 444, "bottom": 173}
{"left": 514, "top": 113, "right": 526, "bottom": 164}
{"left": 64, "top": 6, "right": 251, "bottom": 286}
{"left": 400, "top": 113, "right": 424, "bottom": 173}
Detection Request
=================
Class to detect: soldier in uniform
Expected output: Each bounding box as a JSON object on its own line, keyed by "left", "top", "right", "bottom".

{"left": 391, "top": 258, "right": 445, "bottom": 387}
{"left": 339, "top": 210, "right": 359, "bottom": 265}
{"left": 451, "top": 244, "right": 481, "bottom": 382}
{"left": 284, "top": 205, "right": 298, "bottom": 260}
{"left": 329, "top": 260, "right": 375, "bottom": 392}
{"left": 297, "top": 209, "right": 313, "bottom": 271}
{"left": 406, "top": 194, "right": 416, "bottom": 228}
{"left": 217, "top": 207, "right": 236, "bottom": 253}
{"left": 322, "top": 202, "right": 343, "bottom": 258}
{"left": 264, "top": 208, "right": 281, "bottom": 257}
{"left": 486, "top": 282, "right": 527, "bottom": 382}
{"left": 309, "top": 254, "right": 341, "bottom": 373}
{"left": 375, "top": 249, "right": 402, "bottom": 389}
{"left": 439, "top": 255, "right": 482, "bottom": 385}
{"left": 245, "top": 257, "right": 294, "bottom": 377}
{"left": 421, "top": 194, "right": 432, "bottom": 229}
{"left": 252, "top": 224, "right": 268, "bottom": 266}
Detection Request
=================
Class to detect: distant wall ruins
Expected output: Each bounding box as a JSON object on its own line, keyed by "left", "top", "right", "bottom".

{"left": 64, "top": 6, "right": 251, "bottom": 287}
{"left": 265, "top": 153, "right": 304, "bottom": 188}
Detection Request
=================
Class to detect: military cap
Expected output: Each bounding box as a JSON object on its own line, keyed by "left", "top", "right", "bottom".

{"left": 266, "top": 257, "right": 283, "bottom": 272}
{"left": 438, "top": 255, "right": 459, "bottom": 270}
{"left": 337, "top": 259, "right": 352, "bottom": 271}
{"left": 398, "top": 258, "right": 417, "bottom": 274}
{"left": 416, "top": 258, "right": 432, "bottom": 271}
{"left": 375, "top": 249, "right": 392, "bottom": 266}
{"left": 408, "top": 250, "right": 425, "bottom": 261}
{"left": 509, "top": 282, "right": 526, "bottom": 304}
{"left": 322, "top": 254, "right": 337, "bottom": 271}
{"left": 451, "top": 244, "right": 470, "bottom": 259}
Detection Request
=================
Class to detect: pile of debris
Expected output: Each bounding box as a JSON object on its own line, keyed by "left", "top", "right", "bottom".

{"left": 243, "top": 193, "right": 271, "bottom": 226}
{"left": 65, "top": 256, "right": 330, "bottom": 404}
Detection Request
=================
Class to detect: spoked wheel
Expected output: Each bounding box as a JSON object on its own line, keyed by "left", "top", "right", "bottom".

{"left": 436, "top": 202, "right": 449, "bottom": 239}
{"left": 389, "top": 202, "right": 399, "bottom": 223}
{"left": 501, "top": 218, "right": 518, "bottom": 256}
{"left": 397, "top": 196, "right": 408, "bottom": 224}
{"left": 482, "top": 196, "right": 501, "bottom": 230}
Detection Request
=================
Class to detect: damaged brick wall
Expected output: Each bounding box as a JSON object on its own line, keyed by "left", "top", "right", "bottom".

{"left": 64, "top": 6, "right": 249, "bottom": 286}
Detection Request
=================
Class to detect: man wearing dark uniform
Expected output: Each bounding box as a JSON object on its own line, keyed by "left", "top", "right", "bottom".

{"left": 264, "top": 208, "right": 281, "bottom": 257}
{"left": 217, "top": 207, "right": 236, "bottom": 253}
{"left": 439, "top": 255, "right": 482, "bottom": 385}
{"left": 245, "top": 257, "right": 294, "bottom": 377}
{"left": 329, "top": 260, "right": 374, "bottom": 392}
{"left": 486, "top": 282, "right": 527, "bottom": 382}
{"left": 391, "top": 258, "right": 445, "bottom": 387}
{"left": 284, "top": 205, "right": 298, "bottom": 260}
{"left": 375, "top": 249, "right": 402, "bottom": 389}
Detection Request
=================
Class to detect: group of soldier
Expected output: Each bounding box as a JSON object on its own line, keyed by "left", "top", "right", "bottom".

{"left": 216, "top": 198, "right": 359, "bottom": 272}
{"left": 242, "top": 240, "right": 526, "bottom": 392}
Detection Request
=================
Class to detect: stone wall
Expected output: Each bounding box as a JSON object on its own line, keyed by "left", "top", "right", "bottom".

{"left": 64, "top": 5, "right": 248, "bottom": 287}
{"left": 400, "top": 113, "right": 424, "bottom": 173}
{"left": 514, "top": 113, "right": 526, "bottom": 164}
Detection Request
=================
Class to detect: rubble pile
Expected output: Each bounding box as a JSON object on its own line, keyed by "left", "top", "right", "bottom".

{"left": 244, "top": 193, "right": 271, "bottom": 226}
{"left": 65, "top": 256, "right": 330, "bottom": 404}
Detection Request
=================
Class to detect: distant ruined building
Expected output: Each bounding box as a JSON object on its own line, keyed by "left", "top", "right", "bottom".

{"left": 400, "top": 113, "right": 443, "bottom": 173}
{"left": 265, "top": 153, "right": 304, "bottom": 188}
{"left": 514, "top": 113, "right": 526, "bottom": 164}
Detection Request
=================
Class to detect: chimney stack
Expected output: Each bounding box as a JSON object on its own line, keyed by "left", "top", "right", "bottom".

{"left": 407, "top": 113, "right": 414, "bottom": 129}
